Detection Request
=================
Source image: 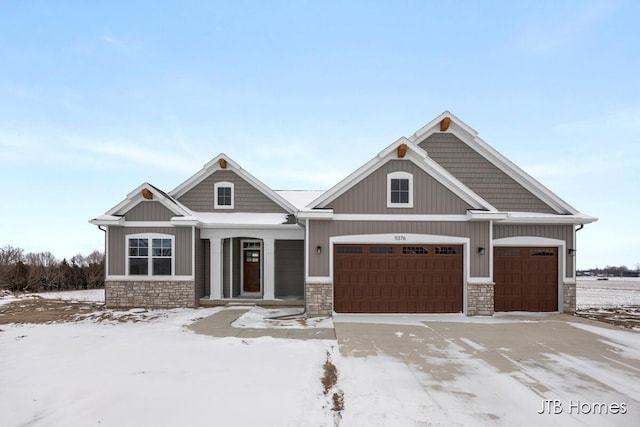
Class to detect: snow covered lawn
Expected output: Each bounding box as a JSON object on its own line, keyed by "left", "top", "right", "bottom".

{"left": 2, "top": 284, "right": 640, "bottom": 426}
{"left": 0, "top": 307, "right": 338, "bottom": 426}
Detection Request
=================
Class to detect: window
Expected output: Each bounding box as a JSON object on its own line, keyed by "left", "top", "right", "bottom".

{"left": 403, "top": 246, "right": 428, "bottom": 255}
{"left": 127, "top": 235, "right": 173, "bottom": 276}
{"left": 336, "top": 246, "right": 363, "bottom": 254}
{"left": 387, "top": 171, "right": 413, "bottom": 208}
{"left": 214, "top": 181, "right": 234, "bottom": 209}
{"left": 369, "top": 246, "right": 394, "bottom": 254}
{"left": 435, "top": 246, "right": 460, "bottom": 255}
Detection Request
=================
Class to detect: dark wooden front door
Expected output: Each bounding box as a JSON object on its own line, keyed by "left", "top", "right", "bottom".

{"left": 494, "top": 247, "right": 558, "bottom": 312}
{"left": 334, "top": 244, "right": 463, "bottom": 313}
{"left": 243, "top": 249, "right": 261, "bottom": 293}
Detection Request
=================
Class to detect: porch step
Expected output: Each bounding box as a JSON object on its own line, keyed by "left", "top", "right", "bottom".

{"left": 199, "top": 298, "right": 304, "bottom": 308}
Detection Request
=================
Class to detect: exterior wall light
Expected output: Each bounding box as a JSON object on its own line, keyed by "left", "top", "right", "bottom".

{"left": 316, "top": 246, "right": 322, "bottom": 254}
{"left": 568, "top": 248, "right": 577, "bottom": 256}
{"left": 478, "top": 247, "right": 485, "bottom": 255}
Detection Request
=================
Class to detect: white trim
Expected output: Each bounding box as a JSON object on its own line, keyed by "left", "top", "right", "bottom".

{"left": 329, "top": 233, "right": 471, "bottom": 314}
{"left": 169, "top": 153, "right": 298, "bottom": 213}
{"left": 241, "top": 239, "right": 263, "bottom": 296}
{"left": 105, "top": 275, "right": 194, "bottom": 282}
{"left": 228, "top": 238, "right": 233, "bottom": 298}
{"left": 200, "top": 228, "right": 304, "bottom": 241}
{"left": 467, "top": 278, "right": 494, "bottom": 285}
{"left": 103, "top": 182, "right": 193, "bottom": 218}
{"left": 332, "top": 214, "right": 470, "bottom": 222}
{"left": 387, "top": 171, "right": 414, "bottom": 208}
{"left": 307, "top": 137, "right": 495, "bottom": 212}
{"left": 410, "top": 111, "right": 581, "bottom": 215}
{"left": 214, "top": 181, "right": 234, "bottom": 209}
{"left": 306, "top": 276, "right": 331, "bottom": 284}
{"left": 499, "top": 214, "right": 597, "bottom": 225}
{"left": 125, "top": 233, "right": 175, "bottom": 278}
{"left": 297, "top": 210, "right": 334, "bottom": 220}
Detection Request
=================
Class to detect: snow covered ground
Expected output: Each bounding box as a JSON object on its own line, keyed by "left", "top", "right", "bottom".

{"left": 1, "top": 283, "right": 639, "bottom": 426}
{"left": 577, "top": 277, "right": 640, "bottom": 309}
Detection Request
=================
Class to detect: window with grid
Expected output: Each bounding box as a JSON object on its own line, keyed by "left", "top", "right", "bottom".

{"left": 214, "top": 181, "right": 234, "bottom": 209}
{"left": 128, "top": 235, "right": 173, "bottom": 276}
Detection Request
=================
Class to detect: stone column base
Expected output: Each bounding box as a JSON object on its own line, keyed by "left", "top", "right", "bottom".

{"left": 467, "top": 283, "right": 494, "bottom": 316}
{"left": 305, "top": 282, "right": 333, "bottom": 316}
{"left": 563, "top": 282, "right": 576, "bottom": 313}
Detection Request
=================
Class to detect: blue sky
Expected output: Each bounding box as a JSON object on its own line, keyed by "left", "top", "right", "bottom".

{"left": 1, "top": 0, "right": 638, "bottom": 270}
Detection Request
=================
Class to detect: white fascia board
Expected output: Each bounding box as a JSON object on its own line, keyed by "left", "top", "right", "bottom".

{"left": 296, "top": 209, "right": 334, "bottom": 220}
{"left": 332, "top": 214, "right": 470, "bottom": 222}
{"left": 410, "top": 110, "right": 479, "bottom": 142}
{"left": 169, "top": 153, "right": 298, "bottom": 214}
{"left": 307, "top": 136, "right": 494, "bottom": 211}
{"left": 170, "top": 216, "right": 201, "bottom": 226}
{"left": 199, "top": 223, "right": 302, "bottom": 230}
{"left": 169, "top": 153, "right": 232, "bottom": 198}
{"left": 105, "top": 183, "right": 192, "bottom": 218}
{"left": 411, "top": 113, "right": 579, "bottom": 215}
{"left": 89, "top": 216, "right": 123, "bottom": 226}
{"left": 405, "top": 149, "right": 496, "bottom": 211}
{"left": 499, "top": 213, "right": 598, "bottom": 225}
{"left": 467, "top": 210, "right": 509, "bottom": 221}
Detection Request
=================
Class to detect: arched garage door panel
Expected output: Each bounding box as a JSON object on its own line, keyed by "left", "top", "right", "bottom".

{"left": 334, "top": 244, "right": 463, "bottom": 313}
{"left": 494, "top": 247, "right": 558, "bottom": 312}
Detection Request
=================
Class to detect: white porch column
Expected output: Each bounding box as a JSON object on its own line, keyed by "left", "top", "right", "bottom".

{"left": 263, "top": 238, "right": 275, "bottom": 300}
{"left": 209, "top": 237, "right": 223, "bottom": 300}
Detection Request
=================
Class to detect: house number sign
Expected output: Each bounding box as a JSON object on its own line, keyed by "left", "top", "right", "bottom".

{"left": 394, "top": 235, "right": 407, "bottom": 241}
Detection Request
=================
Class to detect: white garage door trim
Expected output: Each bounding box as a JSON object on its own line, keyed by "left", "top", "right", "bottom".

{"left": 329, "top": 233, "right": 471, "bottom": 314}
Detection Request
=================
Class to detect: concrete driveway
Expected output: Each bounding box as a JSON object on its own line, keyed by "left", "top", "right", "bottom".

{"left": 333, "top": 313, "right": 640, "bottom": 426}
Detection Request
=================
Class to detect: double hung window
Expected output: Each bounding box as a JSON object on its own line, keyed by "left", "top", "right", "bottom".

{"left": 128, "top": 235, "right": 173, "bottom": 276}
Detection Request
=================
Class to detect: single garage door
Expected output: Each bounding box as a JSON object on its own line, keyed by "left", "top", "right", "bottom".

{"left": 493, "top": 247, "right": 558, "bottom": 312}
{"left": 334, "top": 244, "right": 463, "bottom": 313}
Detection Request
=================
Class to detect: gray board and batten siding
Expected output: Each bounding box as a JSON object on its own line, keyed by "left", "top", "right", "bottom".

{"left": 107, "top": 226, "right": 193, "bottom": 276}
{"left": 177, "top": 169, "right": 288, "bottom": 213}
{"left": 420, "top": 132, "right": 558, "bottom": 214}
{"left": 124, "top": 201, "right": 176, "bottom": 221}
{"left": 275, "top": 240, "right": 304, "bottom": 298}
{"left": 322, "top": 160, "right": 473, "bottom": 214}
{"left": 308, "top": 221, "right": 490, "bottom": 278}
{"left": 493, "top": 224, "right": 574, "bottom": 277}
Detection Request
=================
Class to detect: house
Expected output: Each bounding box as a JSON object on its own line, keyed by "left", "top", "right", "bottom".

{"left": 90, "top": 111, "right": 596, "bottom": 316}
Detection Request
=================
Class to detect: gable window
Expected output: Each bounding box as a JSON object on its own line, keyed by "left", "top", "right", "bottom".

{"left": 214, "top": 181, "right": 234, "bottom": 209}
{"left": 127, "top": 234, "right": 174, "bottom": 276}
{"left": 387, "top": 171, "right": 413, "bottom": 208}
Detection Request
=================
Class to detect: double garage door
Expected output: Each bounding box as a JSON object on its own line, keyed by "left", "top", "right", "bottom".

{"left": 334, "top": 244, "right": 463, "bottom": 313}
{"left": 493, "top": 247, "right": 559, "bottom": 312}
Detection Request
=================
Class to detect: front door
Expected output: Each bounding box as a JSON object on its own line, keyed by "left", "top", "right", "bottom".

{"left": 242, "top": 247, "right": 261, "bottom": 293}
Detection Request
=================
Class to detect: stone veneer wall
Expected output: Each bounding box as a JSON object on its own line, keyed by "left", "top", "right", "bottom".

{"left": 306, "top": 282, "right": 333, "bottom": 316}
{"left": 563, "top": 282, "right": 576, "bottom": 313}
{"left": 106, "top": 281, "right": 196, "bottom": 308}
{"left": 467, "top": 283, "right": 494, "bottom": 316}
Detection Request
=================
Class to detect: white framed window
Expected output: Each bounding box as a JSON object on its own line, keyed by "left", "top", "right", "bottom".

{"left": 387, "top": 171, "right": 413, "bottom": 208}
{"left": 214, "top": 181, "right": 234, "bottom": 209}
{"left": 127, "top": 234, "right": 174, "bottom": 276}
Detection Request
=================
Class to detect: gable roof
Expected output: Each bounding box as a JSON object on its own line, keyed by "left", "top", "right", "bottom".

{"left": 169, "top": 153, "right": 298, "bottom": 214}
{"left": 90, "top": 182, "right": 194, "bottom": 225}
{"left": 307, "top": 136, "right": 497, "bottom": 211}
{"left": 410, "top": 111, "right": 579, "bottom": 215}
